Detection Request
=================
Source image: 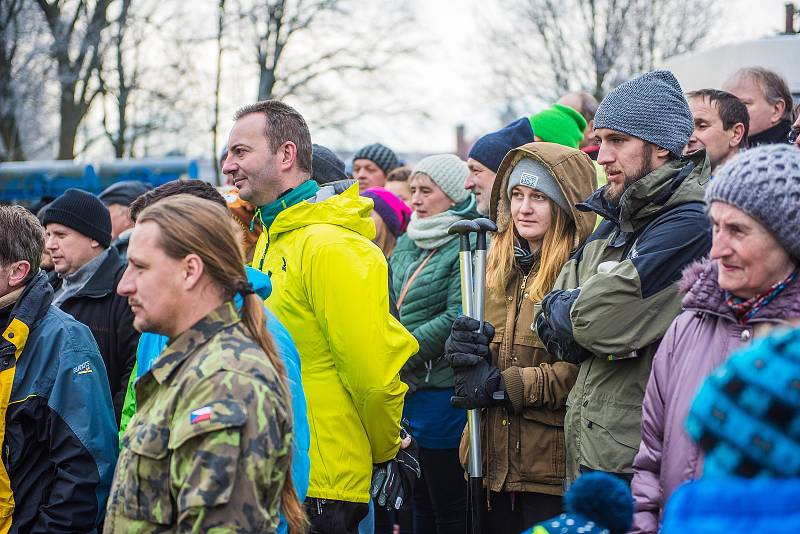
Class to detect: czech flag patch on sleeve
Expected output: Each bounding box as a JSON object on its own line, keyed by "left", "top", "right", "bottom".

{"left": 190, "top": 406, "right": 213, "bottom": 424}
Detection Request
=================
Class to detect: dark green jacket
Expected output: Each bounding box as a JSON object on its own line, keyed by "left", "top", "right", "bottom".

{"left": 536, "top": 150, "right": 713, "bottom": 482}
{"left": 390, "top": 234, "right": 465, "bottom": 391}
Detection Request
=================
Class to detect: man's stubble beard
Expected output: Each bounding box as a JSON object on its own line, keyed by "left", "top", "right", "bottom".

{"left": 602, "top": 144, "right": 655, "bottom": 205}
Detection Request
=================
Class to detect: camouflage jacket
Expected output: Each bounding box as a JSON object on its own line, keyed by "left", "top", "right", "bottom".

{"left": 104, "top": 302, "right": 292, "bottom": 533}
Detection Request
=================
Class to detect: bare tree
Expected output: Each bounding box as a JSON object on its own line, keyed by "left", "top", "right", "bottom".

{"left": 34, "top": 0, "right": 114, "bottom": 159}
{"left": 485, "top": 0, "right": 718, "bottom": 117}
{"left": 229, "top": 0, "right": 416, "bottom": 131}
{"left": 99, "top": 0, "right": 133, "bottom": 157}
{"left": 212, "top": 0, "right": 226, "bottom": 182}
{"left": 0, "top": 0, "right": 28, "bottom": 161}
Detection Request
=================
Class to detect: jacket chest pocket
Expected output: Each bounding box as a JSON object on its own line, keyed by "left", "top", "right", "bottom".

{"left": 121, "top": 424, "right": 175, "bottom": 525}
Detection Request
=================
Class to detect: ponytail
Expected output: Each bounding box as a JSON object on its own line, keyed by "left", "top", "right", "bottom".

{"left": 240, "top": 293, "right": 307, "bottom": 533}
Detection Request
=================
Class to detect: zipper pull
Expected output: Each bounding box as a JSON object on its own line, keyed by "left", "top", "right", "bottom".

{"left": 425, "top": 361, "right": 432, "bottom": 383}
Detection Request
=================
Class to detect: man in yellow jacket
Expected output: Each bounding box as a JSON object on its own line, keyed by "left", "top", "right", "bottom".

{"left": 222, "top": 100, "right": 419, "bottom": 534}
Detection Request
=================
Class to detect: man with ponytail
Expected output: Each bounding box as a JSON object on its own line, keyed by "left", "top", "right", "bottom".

{"left": 224, "top": 100, "right": 418, "bottom": 534}
{"left": 107, "top": 195, "right": 306, "bottom": 533}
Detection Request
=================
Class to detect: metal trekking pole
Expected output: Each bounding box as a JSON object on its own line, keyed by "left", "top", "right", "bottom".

{"left": 470, "top": 217, "right": 497, "bottom": 532}
{"left": 448, "top": 219, "right": 485, "bottom": 534}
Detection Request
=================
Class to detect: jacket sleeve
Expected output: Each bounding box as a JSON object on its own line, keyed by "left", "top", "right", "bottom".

{"left": 33, "top": 342, "right": 118, "bottom": 533}
{"left": 307, "top": 240, "right": 418, "bottom": 464}
{"left": 631, "top": 321, "right": 679, "bottom": 534}
{"left": 403, "top": 254, "right": 462, "bottom": 369}
{"left": 502, "top": 360, "right": 578, "bottom": 414}
{"left": 567, "top": 207, "right": 710, "bottom": 357}
{"left": 118, "top": 360, "right": 138, "bottom": 446}
{"left": 111, "top": 291, "right": 139, "bottom": 422}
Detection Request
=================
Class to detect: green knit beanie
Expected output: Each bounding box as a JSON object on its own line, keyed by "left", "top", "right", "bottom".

{"left": 529, "top": 104, "right": 588, "bottom": 149}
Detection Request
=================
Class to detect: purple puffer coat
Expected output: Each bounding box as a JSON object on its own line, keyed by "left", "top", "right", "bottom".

{"left": 630, "top": 259, "right": 800, "bottom": 533}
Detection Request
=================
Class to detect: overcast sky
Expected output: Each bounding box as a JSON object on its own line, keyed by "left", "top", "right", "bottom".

{"left": 300, "top": 0, "right": 792, "bottom": 154}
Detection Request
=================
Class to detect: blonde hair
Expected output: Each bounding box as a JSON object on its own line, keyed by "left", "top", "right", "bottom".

{"left": 136, "top": 195, "right": 307, "bottom": 533}
{"left": 486, "top": 199, "right": 575, "bottom": 302}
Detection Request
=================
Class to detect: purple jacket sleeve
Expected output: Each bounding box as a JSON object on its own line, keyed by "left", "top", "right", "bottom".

{"left": 631, "top": 321, "right": 678, "bottom": 533}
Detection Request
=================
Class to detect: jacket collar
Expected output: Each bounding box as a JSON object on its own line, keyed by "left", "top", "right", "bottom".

{"left": 578, "top": 149, "right": 709, "bottom": 233}
{"left": 748, "top": 120, "right": 792, "bottom": 147}
{"left": 149, "top": 302, "right": 240, "bottom": 385}
{"left": 64, "top": 247, "right": 124, "bottom": 299}
{"left": 681, "top": 259, "right": 800, "bottom": 322}
{"left": 0, "top": 271, "right": 54, "bottom": 359}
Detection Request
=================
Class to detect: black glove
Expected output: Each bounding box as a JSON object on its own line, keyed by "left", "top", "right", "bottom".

{"left": 535, "top": 306, "right": 594, "bottom": 365}
{"left": 444, "top": 316, "right": 504, "bottom": 409}
{"left": 451, "top": 358, "right": 506, "bottom": 409}
{"left": 444, "top": 316, "right": 495, "bottom": 367}
{"left": 370, "top": 428, "right": 421, "bottom": 511}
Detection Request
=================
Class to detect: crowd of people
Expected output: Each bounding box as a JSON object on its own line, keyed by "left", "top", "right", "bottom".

{"left": 0, "top": 64, "right": 799, "bottom": 534}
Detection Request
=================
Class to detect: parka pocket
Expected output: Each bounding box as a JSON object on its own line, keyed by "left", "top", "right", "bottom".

{"left": 518, "top": 412, "right": 566, "bottom": 483}
{"left": 582, "top": 400, "right": 642, "bottom": 472}
{"left": 122, "top": 424, "right": 175, "bottom": 525}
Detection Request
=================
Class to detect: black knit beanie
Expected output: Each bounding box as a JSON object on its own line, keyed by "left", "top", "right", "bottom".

{"left": 41, "top": 188, "right": 112, "bottom": 248}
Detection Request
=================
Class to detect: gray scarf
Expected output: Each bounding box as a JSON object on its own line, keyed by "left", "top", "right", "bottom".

{"left": 405, "top": 211, "right": 463, "bottom": 250}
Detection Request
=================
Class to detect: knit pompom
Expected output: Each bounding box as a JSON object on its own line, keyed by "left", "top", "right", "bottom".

{"left": 564, "top": 473, "right": 633, "bottom": 534}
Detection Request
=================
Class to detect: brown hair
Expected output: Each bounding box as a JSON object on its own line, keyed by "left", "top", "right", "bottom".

{"left": 387, "top": 166, "right": 412, "bottom": 182}
{"left": 130, "top": 180, "right": 226, "bottom": 223}
{"left": 0, "top": 206, "right": 45, "bottom": 283}
{"left": 234, "top": 100, "right": 313, "bottom": 174}
{"left": 136, "top": 195, "right": 307, "bottom": 533}
{"left": 486, "top": 199, "right": 575, "bottom": 302}
{"left": 687, "top": 89, "right": 750, "bottom": 149}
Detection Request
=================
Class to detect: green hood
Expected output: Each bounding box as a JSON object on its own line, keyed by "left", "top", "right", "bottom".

{"left": 269, "top": 182, "right": 376, "bottom": 241}
{"left": 618, "top": 149, "right": 710, "bottom": 232}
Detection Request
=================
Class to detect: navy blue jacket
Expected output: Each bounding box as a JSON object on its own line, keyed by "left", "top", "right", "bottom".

{"left": 0, "top": 271, "right": 117, "bottom": 533}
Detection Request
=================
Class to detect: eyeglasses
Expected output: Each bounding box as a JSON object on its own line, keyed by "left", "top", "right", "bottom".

{"left": 790, "top": 127, "right": 800, "bottom": 144}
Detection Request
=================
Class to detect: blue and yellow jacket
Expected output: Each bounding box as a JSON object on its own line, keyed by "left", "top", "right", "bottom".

{"left": 0, "top": 271, "right": 117, "bottom": 533}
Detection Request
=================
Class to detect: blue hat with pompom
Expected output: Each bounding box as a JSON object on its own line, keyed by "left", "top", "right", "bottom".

{"left": 527, "top": 472, "right": 633, "bottom": 534}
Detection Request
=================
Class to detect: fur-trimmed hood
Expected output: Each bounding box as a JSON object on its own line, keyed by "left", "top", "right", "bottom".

{"left": 680, "top": 258, "right": 800, "bottom": 320}
{"left": 489, "top": 142, "right": 598, "bottom": 252}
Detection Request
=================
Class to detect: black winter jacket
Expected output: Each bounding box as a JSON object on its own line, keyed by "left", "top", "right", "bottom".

{"left": 51, "top": 248, "right": 138, "bottom": 422}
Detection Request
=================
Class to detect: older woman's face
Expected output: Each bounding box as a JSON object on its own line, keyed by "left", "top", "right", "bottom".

{"left": 409, "top": 174, "right": 453, "bottom": 219}
{"left": 709, "top": 202, "right": 796, "bottom": 299}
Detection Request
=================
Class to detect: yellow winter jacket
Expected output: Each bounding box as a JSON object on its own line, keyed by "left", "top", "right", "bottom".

{"left": 252, "top": 184, "right": 418, "bottom": 503}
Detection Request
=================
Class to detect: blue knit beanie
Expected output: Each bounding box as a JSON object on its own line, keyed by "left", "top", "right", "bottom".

{"left": 531, "top": 472, "right": 633, "bottom": 534}
{"left": 593, "top": 70, "right": 693, "bottom": 157}
{"left": 468, "top": 117, "right": 534, "bottom": 173}
{"left": 686, "top": 327, "right": 800, "bottom": 478}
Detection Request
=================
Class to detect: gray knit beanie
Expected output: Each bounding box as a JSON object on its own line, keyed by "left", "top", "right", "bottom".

{"left": 506, "top": 157, "right": 572, "bottom": 218}
{"left": 706, "top": 144, "right": 800, "bottom": 259}
{"left": 593, "top": 70, "right": 693, "bottom": 157}
{"left": 352, "top": 143, "right": 401, "bottom": 176}
{"left": 412, "top": 154, "right": 470, "bottom": 203}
